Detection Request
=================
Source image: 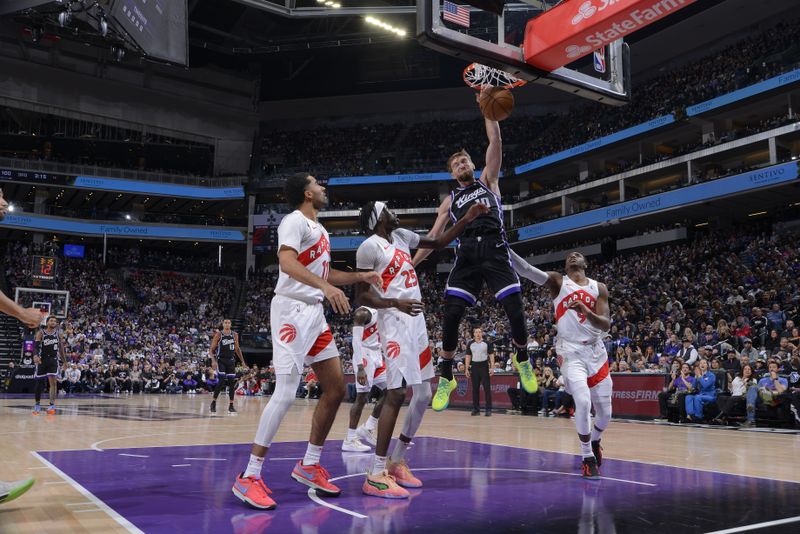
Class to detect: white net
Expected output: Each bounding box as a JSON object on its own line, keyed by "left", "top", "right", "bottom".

{"left": 463, "top": 63, "right": 526, "bottom": 89}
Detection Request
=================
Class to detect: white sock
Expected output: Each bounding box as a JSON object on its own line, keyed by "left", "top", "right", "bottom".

{"left": 390, "top": 439, "right": 409, "bottom": 464}
{"left": 346, "top": 428, "right": 358, "bottom": 441}
{"left": 243, "top": 454, "right": 265, "bottom": 479}
{"left": 579, "top": 439, "right": 593, "bottom": 459}
{"left": 303, "top": 443, "right": 323, "bottom": 466}
{"left": 591, "top": 426, "right": 603, "bottom": 442}
{"left": 365, "top": 416, "right": 378, "bottom": 431}
{"left": 371, "top": 455, "right": 387, "bottom": 476}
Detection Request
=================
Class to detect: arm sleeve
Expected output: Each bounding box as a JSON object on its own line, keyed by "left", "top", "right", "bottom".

{"left": 394, "top": 228, "right": 421, "bottom": 250}
{"left": 351, "top": 326, "right": 365, "bottom": 368}
{"left": 508, "top": 249, "right": 549, "bottom": 286}
{"left": 277, "top": 214, "right": 305, "bottom": 252}
{"left": 685, "top": 348, "right": 698, "bottom": 365}
{"left": 356, "top": 240, "right": 380, "bottom": 270}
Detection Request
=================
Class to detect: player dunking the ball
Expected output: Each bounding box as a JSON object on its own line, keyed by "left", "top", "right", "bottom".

{"left": 232, "top": 172, "right": 380, "bottom": 510}
{"left": 414, "top": 92, "right": 538, "bottom": 411}
{"left": 356, "top": 200, "right": 488, "bottom": 498}
{"left": 33, "top": 316, "right": 67, "bottom": 415}
{"left": 209, "top": 319, "right": 247, "bottom": 414}
{"left": 342, "top": 306, "right": 387, "bottom": 453}
{"left": 510, "top": 250, "right": 612, "bottom": 479}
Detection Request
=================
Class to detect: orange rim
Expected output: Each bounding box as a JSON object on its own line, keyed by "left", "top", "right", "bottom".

{"left": 463, "top": 62, "right": 527, "bottom": 90}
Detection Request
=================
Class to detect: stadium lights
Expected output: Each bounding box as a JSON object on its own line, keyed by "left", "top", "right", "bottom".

{"left": 7, "top": 205, "right": 15, "bottom": 212}
{"left": 364, "top": 16, "right": 407, "bottom": 37}
{"left": 125, "top": 214, "right": 131, "bottom": 220}
{"left": 747, "top": 211, "right": 767, "bottom": 217}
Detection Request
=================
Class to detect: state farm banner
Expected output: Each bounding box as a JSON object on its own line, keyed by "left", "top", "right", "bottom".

{"left": 611, "top": 373, "right": 666, "bottom": 418}
{"left": 524, "top": 0, "right": 698, "bottom": 71}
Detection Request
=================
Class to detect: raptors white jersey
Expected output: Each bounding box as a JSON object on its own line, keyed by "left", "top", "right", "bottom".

{"left": 274, "top": 210, "right": 331, "bottom": 305}
{"left": 554, "top": 276, "right": 604, "bottom": 345}
{"left": 357, "top": 307, "right": 382, "bottom": 354}
{"left": 356, "top": 228, "right": 422, "bottom": 301}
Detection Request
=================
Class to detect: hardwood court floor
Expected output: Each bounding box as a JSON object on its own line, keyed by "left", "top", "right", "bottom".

{"left": 1, "top": 393, "right": 799, "bottom": 533}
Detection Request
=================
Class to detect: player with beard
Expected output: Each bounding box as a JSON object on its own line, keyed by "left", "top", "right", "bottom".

{"left": 414, "top": 98, "right": 538, "bottom": 411}
{"left": 231, "top": 173, "right": 380, "bottom": 510}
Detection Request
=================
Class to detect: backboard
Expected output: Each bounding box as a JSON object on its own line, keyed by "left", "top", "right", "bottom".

{"left": 15, "top": 288, "right": 70, "bottom": 325}
{"left": 417, "top": 0, "right": 631, "bottom": 105}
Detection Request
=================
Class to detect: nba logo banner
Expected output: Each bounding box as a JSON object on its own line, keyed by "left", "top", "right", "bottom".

{"left": 593, "top": 48, "right": 606, "bottom": 73}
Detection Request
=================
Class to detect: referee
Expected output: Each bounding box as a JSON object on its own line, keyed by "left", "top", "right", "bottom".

{"left": 465, "top": 327, "right": 495, "bottom": 416}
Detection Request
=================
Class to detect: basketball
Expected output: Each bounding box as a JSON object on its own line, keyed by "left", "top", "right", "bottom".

{"left": 479, "top": 87, "right": 515, "bottom": 121}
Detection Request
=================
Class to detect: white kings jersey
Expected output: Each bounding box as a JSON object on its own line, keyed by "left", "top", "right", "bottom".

{"left": 553, "top": 276, "right": 604, "bottom": 344}
{"left": 274, "top": 210, "right": 331, "bottom": 305}
{"left": 356, "top": 228, "right": 422, "bottom": 302}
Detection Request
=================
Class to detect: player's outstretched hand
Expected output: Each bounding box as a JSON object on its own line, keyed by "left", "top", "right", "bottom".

{"left": 395, "top": 299, "right": 424, "bottom": 316}
{"left": 465, "top": 203, "right": 490, "bottom": 221}
{"left": 19, "top": 307, "right": 44, "bottom": 329}
{"left": 360, "top": 271, "right": 382, "bottom": 287}
{"left": 324, "top": 284, "right": 351, "bottom": 315}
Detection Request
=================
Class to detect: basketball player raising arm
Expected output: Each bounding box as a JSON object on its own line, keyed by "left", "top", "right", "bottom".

{"left": 0, "top": 187, "right": 41, "bottom": 505}
{"left": 412, "top": 90, "right": 539, "bottom": 413}
{"left": 353, "top": 199, "right": 488, "bottom": 499}
{"left": 509, "top": 249, "right": 612, "bottom": 480}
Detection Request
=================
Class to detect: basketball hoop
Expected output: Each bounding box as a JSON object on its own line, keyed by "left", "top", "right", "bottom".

{"left": 463, "top": 63, "right": 527, "bottom": 90}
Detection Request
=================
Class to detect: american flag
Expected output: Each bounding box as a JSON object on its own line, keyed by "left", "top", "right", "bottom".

{"left": 443, "top": 1, "right": 470, "bottom": 28}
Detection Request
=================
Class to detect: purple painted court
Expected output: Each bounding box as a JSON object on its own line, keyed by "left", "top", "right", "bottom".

{"left": 35, "top": 437, "right": 800, "bottom": 533}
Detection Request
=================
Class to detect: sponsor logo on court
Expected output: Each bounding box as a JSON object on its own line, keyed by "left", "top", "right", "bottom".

{"left": 279, "top": 324, "right": 297, "bottom": 343}
{"left": 386, "top": 341, "right": 401, "bottom": 359}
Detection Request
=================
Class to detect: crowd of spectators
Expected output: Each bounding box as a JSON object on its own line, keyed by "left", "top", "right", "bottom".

{"left": 236, "top": 220, "right": 799, "bottom": 427}
{"left": 257, "top": 18, "right": 800, "bottom": 183}
{"left": 3, "top": 242, "right": 238, "bottom": 390}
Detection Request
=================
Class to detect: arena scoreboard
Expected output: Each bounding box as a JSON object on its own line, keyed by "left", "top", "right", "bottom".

{"left": 31, "top": 255, "right": 57, "bottom": 284}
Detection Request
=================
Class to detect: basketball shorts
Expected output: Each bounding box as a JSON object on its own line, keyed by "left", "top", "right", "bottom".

{"left": 556, "top": 339, "right": 612, "bottom": 397}
{"left": 378, "top": 310, "right": 433, "bottom": 390}
{"left": 270, "top": 295, "right": 339, "bottom": 375}
{"left": 445, "top": 235, "right": 521, "bottom": 304}
{"left": 35, "top": 357, "right": 59, "bottom": 378}
{"left": 355, "top": 348, "right": 387, "bottom": 394}
{"left": 217, "top": 358, "right": 237, "bottom": 378}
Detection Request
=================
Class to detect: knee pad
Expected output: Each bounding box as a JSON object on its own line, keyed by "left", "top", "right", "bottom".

{"left": 499, "top": 292, "right": 527, "bottom": 345}
{"left": 442, "top": 297, "right": 468, "bottom": 352}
